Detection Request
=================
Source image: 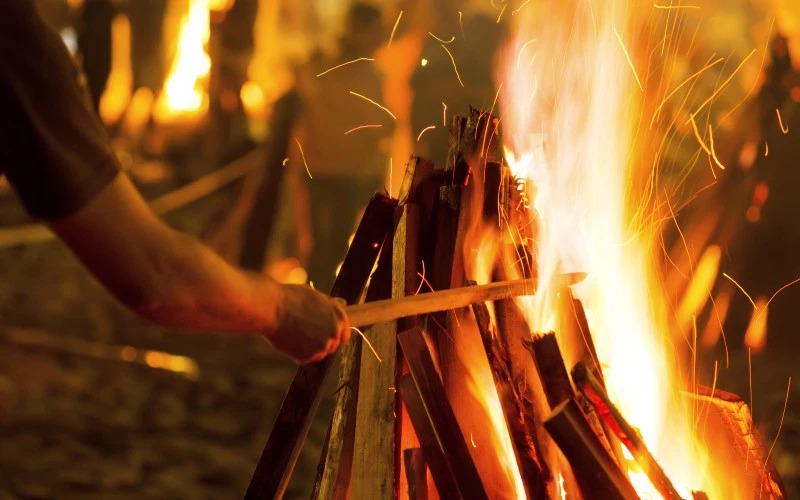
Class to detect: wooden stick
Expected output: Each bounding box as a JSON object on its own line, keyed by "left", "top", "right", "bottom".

{"left": 345, "top": 273, "right": 584, "bottom": 328}
{"left": 245, "top": 193, "right": 396, "bottom": 500}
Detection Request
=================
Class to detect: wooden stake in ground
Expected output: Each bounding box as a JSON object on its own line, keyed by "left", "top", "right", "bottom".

{"left": 245, "top": 193, "right": 396, "bottom": 500}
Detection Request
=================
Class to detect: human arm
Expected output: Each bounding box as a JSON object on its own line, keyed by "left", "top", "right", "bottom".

{"left": 48, "top": 173, "right": 349, "bottom": 364}
{"left": 0, "top": 2, "right": 348, "bottom": 364}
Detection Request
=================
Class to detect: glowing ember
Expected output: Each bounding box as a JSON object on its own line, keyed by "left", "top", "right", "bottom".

{"left": 154, "top": 0, "right": 212, "bottom": 122}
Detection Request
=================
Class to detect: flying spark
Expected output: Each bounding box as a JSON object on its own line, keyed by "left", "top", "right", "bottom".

{"left": 293, "top": 137, "right": 312, "bottom": 179}
{"left": 614, "top": 27, "right": 643, "bottom": 91}
{"left": 387, "top": 11, "right": 402, "bottom": 48}
{"left": 316, "top": 57, "right": 374, "bottom": 77}
{"left": 722, "top": 272, "right": 756, "bottom": 309}
{"left": 653, "top": 3, "right": 700, "bottom": 8}
{"left": 440, "top": 44, "right": 464, "bottom": 87}
{"left": 512, "top": 0, "right": 531, "bottom": 15}
{"left": 351, "top": 327, "right": 382, "bottom": 363}
{"left": 348, "top": 91, "right": 396, "bottom": 119}
{"left": 776, "top": 108, "right": 789, "bottom": 134}
{"left": 496, "top": 3, "right": 507, "bottom": 23}
{"left": 691, "top": 48, "right": 756, "bottom": 120}
{"left": 344, "top": 123, "right": 383, "bottom": 135}
{"left": 763, "top": 376, "right": 792, "bottom": 488}
{"left": 707, "top": 125, "right": 726, "bottom": 169}
{"left": 428, "top": 31, "right": 455, "bottom": 44}
{"left": 516, "top": 38, "right": 537, "bottom": 70}
{"left": 416, "top": 125, "right": 436, "bottom": 142}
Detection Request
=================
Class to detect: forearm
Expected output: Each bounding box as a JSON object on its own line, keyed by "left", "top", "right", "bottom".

{"left": 49, "top": 174, "right": 348, "bottom": 363}
{"left": 49, "top": 174, "right": 280, "bottom": 336}
{"left": 130, "top": 229, "right": 281, "bottom": 336}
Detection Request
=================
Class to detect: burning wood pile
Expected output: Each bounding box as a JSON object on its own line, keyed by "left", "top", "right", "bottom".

{"left": 244, "top": 110, "right": 785, "bottom": 499}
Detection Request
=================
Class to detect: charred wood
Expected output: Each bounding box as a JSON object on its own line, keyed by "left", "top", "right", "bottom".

{"left": 471, "top": 300, "right": 548, "bottom": 499}
{"left": 544, "top": 398, "right": 640, "bottom": 500}
{"left": 572, "top": 362, "right": 683, "bottom": 500}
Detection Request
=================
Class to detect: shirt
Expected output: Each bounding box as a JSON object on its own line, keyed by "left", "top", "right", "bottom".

{"left": 0, "top": 0, "right": 119, "bottom": 220}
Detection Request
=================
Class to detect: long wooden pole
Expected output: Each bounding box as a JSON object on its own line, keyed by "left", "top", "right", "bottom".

{"left": 345, "top": 273, "right": 585, "bottom": 328}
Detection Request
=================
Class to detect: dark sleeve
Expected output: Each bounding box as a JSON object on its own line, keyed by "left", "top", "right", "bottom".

{"left": 0, "top": 1, "right": 119, "bottom": 220}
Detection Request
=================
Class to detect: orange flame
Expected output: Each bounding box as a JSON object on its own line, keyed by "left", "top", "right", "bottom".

{"left": 154, "top": 0, "right": 211, "bottom": 122}
{"left": 492, "top": 0, "right": 744, "bottom": 497}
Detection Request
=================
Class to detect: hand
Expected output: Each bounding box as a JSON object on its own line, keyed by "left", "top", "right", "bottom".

{"left": 268, "top": 284, "right": 350, "bottom": 364}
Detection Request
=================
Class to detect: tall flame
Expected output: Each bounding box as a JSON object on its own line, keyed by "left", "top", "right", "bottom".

{"left": 154, "top": 0, "right": 211, "bottom": 122}
{"left": 497, "top": 0, "right": 735, "bottom": 497}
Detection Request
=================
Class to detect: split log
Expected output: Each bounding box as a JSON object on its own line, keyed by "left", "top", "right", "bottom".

{"left": 398, "top": 327, "right": 488, "bottom": 499}
{"left": 544, "top": 398, "right": 639, "bottom": 500}
{"left": 557, "top": 289, "right": 603, "bottom": 383}
{"left": 245, "top": 193, "right": 396, "bottom": 500}
{"left": 557, "top": 291, "right": 625, "bottom": 467}
{"left": 443, "top": 107, "right": 501, "bottom": 180}
{"left": 686, "top": 386, "right": 787, "bottom": 498}
{"left": 239, "top": 90, "right": 301, "bottom": 270}
{"left": 471, "top": 301, "right": 548, "bottom": 498}
{"left": 571, "top": 362, "right": 683, "bottom": 500}
{"left": 311, "top": 230, "right": 394, "bottom": 500}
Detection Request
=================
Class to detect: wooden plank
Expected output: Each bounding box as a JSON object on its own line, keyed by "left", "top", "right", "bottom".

{"left": 350, "top": 204, "right": 420, "bottom": 499}
{"left": 398, "top": 327, "right": 488, "bottom": 500}
{"left": 544, "top": 399, "right": 639, "bottom": 500}
{"left": 245, "top": 193, "right": 396, "bottom": 500}
{"left": 311, "top": 232, "right": 394, "bottom": 500}
{"left": 398, "top": 374, "right": 461, "bottom": 497}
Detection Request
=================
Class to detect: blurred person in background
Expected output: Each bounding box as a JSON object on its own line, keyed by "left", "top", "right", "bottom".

{"left": 241, "top": 2, "right": 391, "bottom": 292}
{"left": 0, "top": 0, "right": 348, "bottom": 364}
{"left": 288, "top": 2, "right": 390, "bottom": 292}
